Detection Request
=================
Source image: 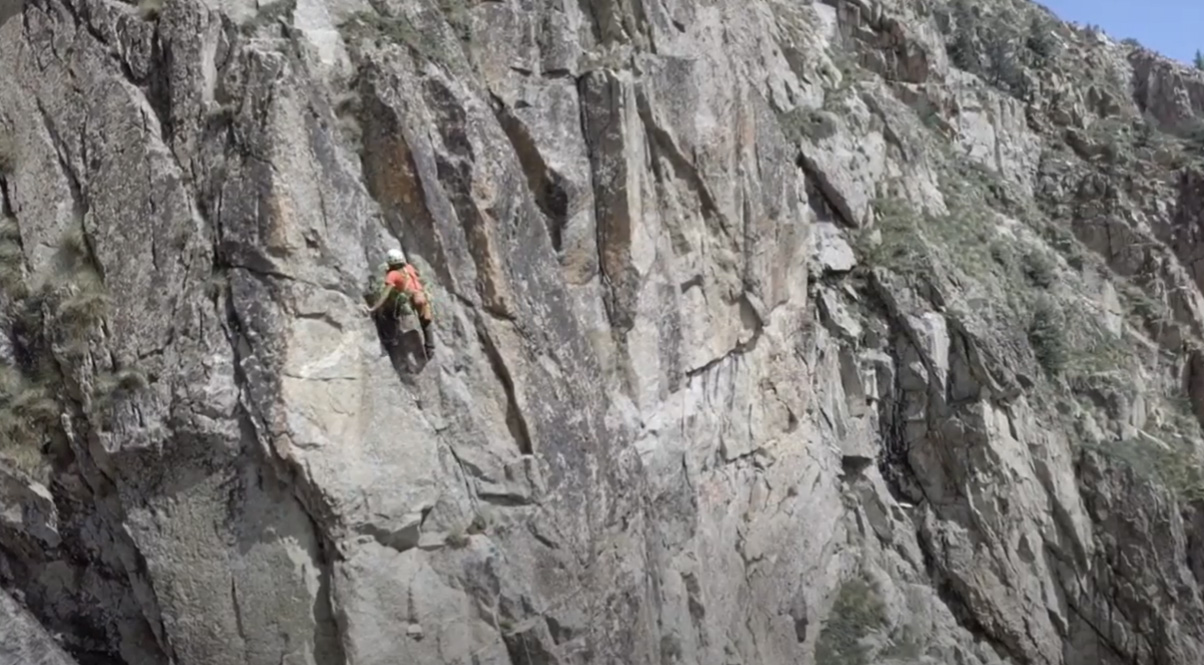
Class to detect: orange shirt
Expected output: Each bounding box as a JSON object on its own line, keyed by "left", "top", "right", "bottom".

{"left": 385, "top": 265, "right": 424, "bottom": 297}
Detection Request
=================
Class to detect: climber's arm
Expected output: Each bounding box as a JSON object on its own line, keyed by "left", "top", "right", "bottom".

{"left": 367, "top": 284, "right": 394, "bottom": 313}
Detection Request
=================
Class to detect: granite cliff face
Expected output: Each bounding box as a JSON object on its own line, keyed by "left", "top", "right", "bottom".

{"left": 2, "top": 0, "right": 1204, "bottom": 663}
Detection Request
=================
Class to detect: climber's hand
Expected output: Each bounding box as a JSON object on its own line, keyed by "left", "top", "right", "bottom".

{"left": 360, "top": 303, "right": 372, "bottom": 316}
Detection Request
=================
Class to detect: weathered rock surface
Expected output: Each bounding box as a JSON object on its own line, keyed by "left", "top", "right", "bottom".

{"left": 2, "top": 0, "right": 1204, "bottom": 663}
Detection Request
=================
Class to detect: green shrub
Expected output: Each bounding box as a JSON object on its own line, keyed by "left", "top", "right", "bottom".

{"left": 240, "top": 0, "right": 296, "bottom": 34}
{"left": 943, "top": 1, "right": 980, "bottom": 72}
{"left": 815, "top": 574, "right": 887, "bottom": 665}
{"left": 1021, "top": 249, "right": 1057, "bottom": 288}
{"left": 1024, "top": 15, "right": 1060, "bottom": 61}
{"left": 443, "top": 529, "right": 470, "bottom": 548}
{"left": 778, "top": 108, "right": 839, "bottom": 143}
{"left": 855, "top": 197, "right": 927, "bottom": 276}
{"left": 0, "top": 225, "right": 131, "bottom": 477}
{"left": 437, "top": 0, "right": 471, "bottom": 43}
{"left": 339, "top": 10, "right": 445, "bottom": 63}
{"left": 984, "top": 34, "right": 1024, "bottom": 91}
{"left": 0, "top": 130, "right": 14, "bottom": 176}
{"left": 38, "top": 228, "right": 110, "bottom": 351}
{"left": 1028, "top": 297, "right": 1068, "bottom": 375}
{"left": 1036, "top": 223, "right": 1087, "bottom": 270}
{"left": 988, "top": 237, "right": 1017, "bottom": 269}
{"left": 59, "top": 283, "right": 110, "bottom": 328}
{"left": 93, "top": 369, "right": 148, "bottom": 407}
{"left": 1085, "top": 395, "right": 1204, "bottom": 502}
{"left": 137, "top": 0, "right": 164, "bottom": 20}
{"left": 0, "top": 367, "right": 58, "bottom": 478}
{"left": 0, "top": 218, "right": 25, "bottom": 297}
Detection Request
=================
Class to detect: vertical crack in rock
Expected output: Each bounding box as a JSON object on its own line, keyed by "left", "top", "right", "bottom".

{"left": 579, "top": 69, "right": 635, "bottom": 332}
{"left": 355, "top": 76, "right": 458, "bottom": 291}
{"left": 490, "top": 93, "right": 569, "bottom": 254}
{"left": 224, "top": 284, "right": 349, "bottom": 665}
{"left": 474, "top": 314, "right": 534, "bottom": 456}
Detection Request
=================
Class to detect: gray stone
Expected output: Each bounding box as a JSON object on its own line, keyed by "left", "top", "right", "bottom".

{"left": 812, "top": 221, "right": 857, "bottom": 273}
{"left": 2, "top": 0, "right": 1204, "bottom": 663}
{"left": 0, "top": 590, "right": 79, "bottom": 665}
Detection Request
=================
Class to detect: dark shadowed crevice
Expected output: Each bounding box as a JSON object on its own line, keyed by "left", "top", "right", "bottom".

{"left": 1063, "top": 595, "right": 1133, "bottom": 662}
{"left": 311, "top": 543, "right": 347, "bottom": 665}
{"left": 478, "top": 491, "right": 533, "bottom": 507}
{"left": 355, "top": 76, "right": 457, "bottom": 289}
{"left": 633, "top": 89, "right": 726, "bottom": 240}
{"left": 575, "top": 69, "right": 604, "bottom": 283}
{"left": 0, "top": 178, "right": 14, "bottom": 219}
{"left": 229, "top": 577, "right": 248, "bottom": 657}
{"left": 474, "top": 315, "right": 533, "bottom": 456}
{"left": 221, "top": 271, "right": 348, "bottom": 550}
{"left": 431, "top": 149, "right": 518, "bottom": 320}
{"left": 369, "top": 307, "right": 430, "bottom": 377}
{"left": 579, "top": 70, "right": 638, "bottom": 333}
{"left": 914, "top": 524, "right": 1015, "bottom": 663}
{"left": 797, "top": 151, "right": 858, "bottom": 229}
{"left": 490, "top": 93, "right": 570, "bottom": 253}
{"left": 224, "top": 288, "right": 349, "bottom": 665}
{"left": 503, "top": 625, "right": 558, "bottom": 665}
{"left": 57, "top": 0, "right": 173, "bottom": 147}
{"left": 682, "top": 294, "right": 763, "bottom": 380}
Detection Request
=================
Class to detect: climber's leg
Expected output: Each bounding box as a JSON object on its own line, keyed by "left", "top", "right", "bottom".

{"left": 416, "top": 300, "right": 436, "bottom": 357}
{"left": 378, "top": 300, "right": 403, "bottom": 347}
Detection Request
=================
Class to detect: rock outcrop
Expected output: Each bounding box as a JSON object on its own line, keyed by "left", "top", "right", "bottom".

{"left": 2, "top": 0, "right": 1204, "bottom": 663}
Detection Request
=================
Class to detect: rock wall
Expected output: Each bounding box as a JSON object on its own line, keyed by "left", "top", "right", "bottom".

{"left": 2, "top": 0, "right": 1204, "bottom": 663}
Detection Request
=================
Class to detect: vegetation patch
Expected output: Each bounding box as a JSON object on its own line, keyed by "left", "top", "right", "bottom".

{"left": 0, "top": 217, "right": 26, "bottom": 297}
{"left": 338, "top": 10, "right": 460, "bottom": 69}
{"left": 879, "top": 623, "right": 925, "bottom": 661}
{"left": 0, "top": 129, "right": 15, "bottom": 176}
{"left": 0, "top": 365, "right": 60, "bottom": 478}
{"left": 937, "top": 0, "right": 1130, "bottom": 107}
{"left": 815, "top": 573, "right": 887, "bottom": 665}
{"left": 855, "top": 166, "right": 1018, "bottom": 298}
{"left": 1156, "top": 117, "right": 1204, "bottom": 155}
{"left": 1033, "top": 218, "right": 1089, "bottom": 271}
{"left": 239, "top": 0, "right": 297, "bottom": 35}
{"left": 1027, "top": 295, "right": 1068, "bottom": 375}
{"left": 137, "top": 0, "right": 164, "bottom": 21}
{"left": 437, "top": 0, "right": 472, "bottom": 44}
{"left": 1082, "top": 395, "right": 1204, "bottom": 502}
{"left": 1020, "top": 248, "right": 1057, "bottom": 288}
{"left": 0, "top": 223, "right": 146, "bottom": 476}
{"left": 778, "top": 108, "right": 839, "bottom": 143}
{"left": 38, "top": 227, "right": 111, "bottom": 354}
{"left": 92, "top": 369, "right": 148, "bottom": 413}
{"left": 940, "top": 0, "right": 1058, "bottom": 98}
{"left": 1114, "top": 277, "right": 1181, "bottom": 344}
{"left": 858, "top": 153, "right": 1135, "bottom": 388}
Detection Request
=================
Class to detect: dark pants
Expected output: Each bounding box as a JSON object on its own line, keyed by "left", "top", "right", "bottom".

{"left": 418, "top": 317, "right": 435, "bottom": 353}
{"left": 382, "top": 300, "right": 435, "bottom": 353}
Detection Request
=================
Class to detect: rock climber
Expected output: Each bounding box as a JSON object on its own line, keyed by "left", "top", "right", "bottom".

{"left": 366, "top": 248, "right": 436, "bottom": 357}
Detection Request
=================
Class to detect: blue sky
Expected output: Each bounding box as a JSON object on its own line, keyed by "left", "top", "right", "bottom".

{"left": 1036, "top": 0, "right": 1201, "bottom": 65}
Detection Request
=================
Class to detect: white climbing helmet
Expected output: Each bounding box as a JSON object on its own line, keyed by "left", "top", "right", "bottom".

{"left": 386, "top": 248, "right": 406, "bottom": 266}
